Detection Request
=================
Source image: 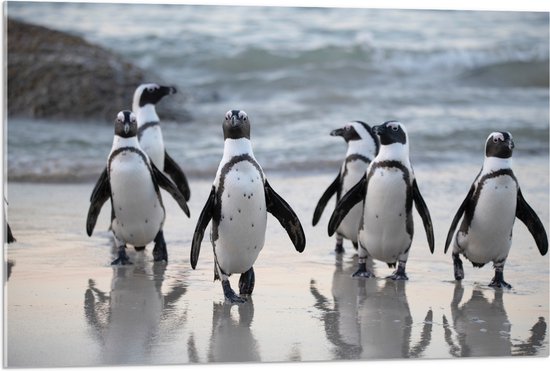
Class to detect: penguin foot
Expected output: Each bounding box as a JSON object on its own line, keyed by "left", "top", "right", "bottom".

{"left": 335, "top": 244, "right": 345, "bottom": 254}
{"left": 134, "top": 246, "right": 146, "bottom": 252}
{"left": 387, "top": 263, "right": 408, "bottom": 280}
{"left": 239, "top": 267, "right": 255, "bottom": 296}
{"left": 111, "top": 247, "right": 132, "bottom": 265}
{"left": 453, "top": 253, "right": 464, "bottom": 281}
{"left": 489, "top": 271, "right": 512, "bottom": 289}
{"left": 153, "top": 230, "right": 168, "bottom": 262}
{"left": 222, "top": 280, "right": 247, "bottom": 304}
{"left": 352, "top": 263, "right": 375, "bottom": 278}
{"left": 387, "top": 270, "right": 409, "bottom": 281}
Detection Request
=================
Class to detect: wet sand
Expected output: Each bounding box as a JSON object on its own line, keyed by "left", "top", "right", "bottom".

{"left": 4, "top": 160, "right": 549, "bottom": 367}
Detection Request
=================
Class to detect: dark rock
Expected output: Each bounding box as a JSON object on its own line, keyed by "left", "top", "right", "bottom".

{"left": 7, "top": 17, "right": 191, "bottom": 122}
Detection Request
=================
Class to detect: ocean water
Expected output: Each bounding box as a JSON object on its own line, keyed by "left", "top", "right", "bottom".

{"left": 5, "top": 2, "right": 550, "bottom": 181}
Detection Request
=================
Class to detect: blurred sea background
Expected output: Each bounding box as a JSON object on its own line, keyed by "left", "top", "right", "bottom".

{"left": 5, "top": 2, "right": 549, "bottom": 181}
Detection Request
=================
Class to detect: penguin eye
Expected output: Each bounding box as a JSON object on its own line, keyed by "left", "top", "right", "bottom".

{"left": 238, "top": 111, "right": 248, "bottom": 120}
{"left": 147, "top": 87, "right": 155, "bottom": 93}
{"left": 493, "top": 137, "right": 499, "bottom": 143}
{"left": 225, "top": 111, "right": 232, "bottom": 120}
{"left": 389, "top": 124, "right": 399, "bottom": 132}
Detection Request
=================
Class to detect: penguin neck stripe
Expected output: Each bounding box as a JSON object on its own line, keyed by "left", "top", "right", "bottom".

{"left": 137, "top": 121, "right": 160, "bottom": 140}
{"left": 346, "top": 154, "right": 371, "bottom": 164}
{"left": 369, "top": 160, "right": 410, "bottom": 179}
{"left": 464, "top": 168, "right": 517, "bottom": 228}
{"left": 343, "top": 154, "right": 371, "bottom": 179}
{"left": 218, "top": 154, "right": 264, "bottom": 193}
{"left": 216, "top": 154, "right": 264, "bottom": 212}
{"left": 108, "top": 147, "right": 149, "bottom": 170}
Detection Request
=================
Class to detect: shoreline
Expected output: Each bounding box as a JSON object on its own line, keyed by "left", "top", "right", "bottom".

{"left": 4, "top": 163, "right": 549, "bottom": 367}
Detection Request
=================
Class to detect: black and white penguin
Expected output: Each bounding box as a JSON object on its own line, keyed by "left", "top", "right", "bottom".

{"left": 312, "top": 121, "right": 379, "bottom": 253}
{"left": 132, "top": 83, "right": 191, "bottom": 201}
{"left": 191, "top": 110, "right": 306, "bottom": 303}
{"left": 444, "top": 132, "right": 548, "bottom": 288}
{"left": 86, "top": 110, "right": 190, "bottom": 265}
{"left": 328, "top": 121, "right": 434, "bottom": 280}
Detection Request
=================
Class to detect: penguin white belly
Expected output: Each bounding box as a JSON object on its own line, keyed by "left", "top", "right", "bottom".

{"left": 359, "top": 168, "right": 411, "bottom": 263}
{"left": 139, "top": 127, "right": 165, "bottom": 170}
{"left": 110, "top": 153, "right": 164, "bottom": 246}
{"left": 337, "top": 159, "right": 369, "bottom": 242}
{"left": 459, "top": 176, "right": 517, "bottom": 264}
{"left": 214, "top": 161, "right": 267, "bottom": 274}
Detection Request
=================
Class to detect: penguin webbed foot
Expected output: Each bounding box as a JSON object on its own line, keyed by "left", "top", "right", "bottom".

{"left": 238, "top": 267, "right": 255, "bottom": 296}
{"left": 387, "top": 270, "right": 409, "bottom": 281}
{"left": 453, "top": 253, "right": 464, "bottom": 281}
{"left": 223, "top": 280, "right": 247, "bottom": 304}
{"left": 153, "top": 230, "right": 168, "bottom": 262}
{"left": 387, "top": 264, "right": 408, "bottom": 281}
{"left": 111, "top": 247, "right": 132, "bottom": 265}
{"left": 489, "top": 271, "right": 512, "bottom": 289}
{"left": 352, "top": 262, "right": 375, "bottom": 278}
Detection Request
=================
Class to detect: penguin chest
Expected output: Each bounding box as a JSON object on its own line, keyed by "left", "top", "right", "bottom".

{"left": 359, "top": 167, "right": 411, "bottom": 262}
{"left": 109, "top": 153, "right": 164, "bottom": 246}
{"left": 337, "top": 159, "right": 369, "bottom": 241}
{"left": 213, "top": 162, "right": 267, "bottom": 274}
{"left": 139, "top": 127, "right": 165, "bottom": 170}
{"left": 459, "top": 176, "right": 517, "bottom": 263}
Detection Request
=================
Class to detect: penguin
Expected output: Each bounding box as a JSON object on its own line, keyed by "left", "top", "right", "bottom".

{"left": 328, "top": 121, "right": 434, "bottom": 280}
{"left": 312, "top": 121, "right": 379, "bottom": 253}
{"left": 191, "top": 110, "right": 306, "bottom": 303}
{"left": 86, "top": 110, "right": 190, "bottom": 265}
{"left": 132, "top": 83, "right": 191, "bottom": 202}
{"left": 444, "top": 132, "right": 548, "bottom": 289}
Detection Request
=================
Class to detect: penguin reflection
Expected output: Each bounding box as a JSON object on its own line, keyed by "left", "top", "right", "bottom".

{"left": 206, "top": 300, "right": 261, "bottom": 363}
{"left": 443, "top": 282, "right": 547, "bottom": 357}
{"left": 310, "top": 257, "right": 433, "bottom": 360}
{"left": 84, "top": 263, "right": 188, "bottom": 364}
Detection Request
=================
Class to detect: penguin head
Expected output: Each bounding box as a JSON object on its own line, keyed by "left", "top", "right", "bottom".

{"left": 485, "top": 132, "right": 514, "bottom": 159}
{"left": 331, "top": 121, "right": 380, "bottom": 154}
{"left": 223, "top": 110, "right": 250, "bottom": 140}
{"left": 132, "top": 83, "right": 177, "bottom": 111}
{"left": 114, "top": 110, "right": 138, "bottom": 138}
{"left": 372, "top": 121, "right": 408, "bottom": 146}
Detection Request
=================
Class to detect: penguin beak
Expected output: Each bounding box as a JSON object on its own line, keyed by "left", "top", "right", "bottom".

{"left": 231, "top": 116, "right": 240, "bottom": 128}
{"left": 124, "top": 123, "right": 130, "bottom": 134}
{"left": 372, "top": 125, "right": 383, "bottom": 136}
{"left": 160, "top": 85, "right": 177, "bottom": 96}
{"left": 330, "top": 128, "right": 345, "bottom": 137}
{"left": 509, "top": 139, "right": 515, "bottom": 150}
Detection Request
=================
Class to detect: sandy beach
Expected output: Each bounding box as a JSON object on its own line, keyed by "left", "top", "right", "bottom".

{"left": 4, "top": 159, "right": 548, "bottom": 367}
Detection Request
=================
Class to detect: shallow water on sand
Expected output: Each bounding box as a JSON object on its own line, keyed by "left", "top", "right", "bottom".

{"left": 4, "top": 159, "right": 548, "bottom": 367}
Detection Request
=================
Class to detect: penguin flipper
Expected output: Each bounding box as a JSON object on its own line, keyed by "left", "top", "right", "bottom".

{"left": 516, "top": 188, "right": 548, "bottom": 256}
{"left": 191, "top": 186, "right": 216, "bottom": 269}
{"left": 412, "top": 179, "right": 435, "bottom": 253}
{"left": 7, "top": 222, "right": 15, "bottom": 243}
{"left": 312, "top": 173, "right": 340, "bottom": 226}
{"left": 444, "top": 185, "right": 475, "bottom": 254}
{"left": 264, "top": 180, "right": 306, "bottom": 253}
{"left": 164, "top": 151, "right": 191, "bottom": 201}
{"left": 328, "top": 174, "right": 366, "bottom": 237}
{"left": 151, "top": 162, "right": 190, "bottom": 217}
{"left": 86, "top": 167, "right": 111, "bottom": 237}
